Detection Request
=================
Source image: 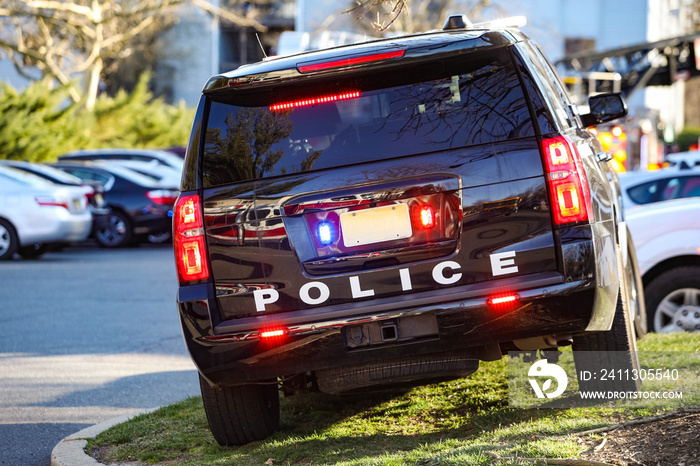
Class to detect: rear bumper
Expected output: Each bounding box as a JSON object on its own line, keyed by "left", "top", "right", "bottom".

{"left": 131, "top": 208, "right": 173, "bottom": 235}
{"left": 90, "top": 206, "right": 112, "bottom": 232}
{"left": 19, "top": 210, "right": 92, "bottom": 245}
{"left": 178, "top": 271, "right": 615, "bottom": 387}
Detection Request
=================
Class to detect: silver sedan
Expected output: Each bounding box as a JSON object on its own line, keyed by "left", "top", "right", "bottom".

{"left": 0, "top": 166, "right": 92, "bottom": 260}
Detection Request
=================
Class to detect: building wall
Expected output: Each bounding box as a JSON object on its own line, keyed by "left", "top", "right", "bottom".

{"left": 645, "top": 0, "right": 691, "bottom": 133}
{"left": 498, "top": 0, "right": 648, "bottom": 61}
{"left": 499, "top": 0, "right": 688, "bottom": 132}
{"left": 154, "top": 3, "right": 220, "bottom": 107}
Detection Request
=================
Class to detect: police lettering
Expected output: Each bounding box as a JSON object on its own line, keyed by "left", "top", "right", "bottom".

{"left": 253, "top": 252, "right": 518, "bottom": 311}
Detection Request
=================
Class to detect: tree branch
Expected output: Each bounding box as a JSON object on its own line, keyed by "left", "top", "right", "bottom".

{"left": 190, "top": 0, "right": 268, "bottom": 31}
{"left": 20, "top": 0, "right": 95, "bottom": 20}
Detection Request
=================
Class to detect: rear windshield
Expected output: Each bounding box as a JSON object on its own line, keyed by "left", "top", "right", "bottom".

{"left": 202, "top": 48, "right": 533, "bottom": 186}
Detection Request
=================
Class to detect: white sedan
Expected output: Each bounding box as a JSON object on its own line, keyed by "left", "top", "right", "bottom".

{"left": 0, "top": 166, "right": 92, "bottom": 260}
{"left": 617, "top": 168, "right": 700, "bottom": 209}
{"left": 626, "top": 197, "right": 700, "bottom": 332}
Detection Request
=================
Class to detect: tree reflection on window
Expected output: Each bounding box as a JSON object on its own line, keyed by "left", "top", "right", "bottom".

{"left": 202, "top": 55, "right": 533, "bottom": 186}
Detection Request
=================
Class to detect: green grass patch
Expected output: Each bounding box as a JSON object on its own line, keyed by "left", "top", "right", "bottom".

{"left": 89, "top": 332, "right": 700, "bottom": 465}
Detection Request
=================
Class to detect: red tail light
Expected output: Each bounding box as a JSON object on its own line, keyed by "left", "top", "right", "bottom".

{"left": 35, "top": 196, "right": 69, "bottom": 210}
{"left": 82, "top": 186, "right": 95, "bottom": 200}
{"left": 147, "top": 189, "right": 179, "bottom": 205}
{"left": 174, "top": 194, "right": 209, "bottom": 283}
{"left": 542, "top": 136, "right": 592, "bottom": 225}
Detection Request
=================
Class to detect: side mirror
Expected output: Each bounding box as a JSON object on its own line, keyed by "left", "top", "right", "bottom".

{"left": 580, "top": 93, "right": 628, "bottom": 127}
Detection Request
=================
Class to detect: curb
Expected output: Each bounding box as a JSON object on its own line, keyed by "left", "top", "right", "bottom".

{"left": 51, "top": 408, "right": 157, "bottom": 466}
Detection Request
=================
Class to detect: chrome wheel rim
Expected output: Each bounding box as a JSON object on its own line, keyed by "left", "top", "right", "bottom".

{"left": 0, "top": 225, "right": 10, "bottom": 255}
{"left": 625, "top": 263, "right": 640, "bottom": 324}
{"left": 97, "top": 215, "right": 127, "bottom": 246}
{"left": 654, "top": 288, "right": 700, "bottom": 333}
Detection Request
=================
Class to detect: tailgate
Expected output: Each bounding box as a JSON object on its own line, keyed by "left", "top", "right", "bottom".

{"left": 203, "top": 138, "right": 557, "bottom": 321}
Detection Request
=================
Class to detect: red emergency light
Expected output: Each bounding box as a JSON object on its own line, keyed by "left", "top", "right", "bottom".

{"left": 270, "top": 91, "right": 361, "bottom": 111}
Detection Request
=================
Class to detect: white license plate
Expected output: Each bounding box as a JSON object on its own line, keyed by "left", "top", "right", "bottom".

{"left": 341, "top": 204, "right": 412, "bottom": 247}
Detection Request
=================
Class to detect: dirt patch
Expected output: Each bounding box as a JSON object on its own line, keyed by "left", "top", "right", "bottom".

{"left": 577, "top": 412, "right": 700, "bottom": 466}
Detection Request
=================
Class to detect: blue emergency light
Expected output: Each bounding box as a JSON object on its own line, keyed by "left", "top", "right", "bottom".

{"left": 317, "top": 221, "right": 334, "bottom": 245}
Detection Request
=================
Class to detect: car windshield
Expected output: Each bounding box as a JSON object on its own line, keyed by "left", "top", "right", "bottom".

{"left": 202, "top": 48, "right": 533, "bottom": 186}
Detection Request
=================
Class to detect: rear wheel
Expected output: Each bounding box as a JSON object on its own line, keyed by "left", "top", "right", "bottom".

{"left": 96, "top": 210, "right": 133, "bottom": 247}
{"left": 645, "top": 266, "right": 700, "bottom": 333}
{"left": 0, "top": 219, "right": 18, "bottom": 260}
{"left": 18, "top": 243, "right": 49, "bottom": 259}
{"left": 199, "top": 374, "right": 280, "bottom": 446}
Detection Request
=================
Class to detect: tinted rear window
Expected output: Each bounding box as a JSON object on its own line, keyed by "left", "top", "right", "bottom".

{"left": 202, "top": 48, "right": 533, "bottom": 186}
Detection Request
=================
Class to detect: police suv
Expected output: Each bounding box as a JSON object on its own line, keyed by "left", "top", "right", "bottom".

{"left": 174, "top": 14, "right": 646, "bottom": 445}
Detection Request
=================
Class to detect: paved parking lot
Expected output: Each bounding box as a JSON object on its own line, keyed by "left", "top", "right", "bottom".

{"left": 0, "top": 243, "right": 199, "bottom": 465}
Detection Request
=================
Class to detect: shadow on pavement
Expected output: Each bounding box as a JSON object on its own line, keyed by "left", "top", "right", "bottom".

{"left": 0, "top": 422, "right": 89, "bottom": 466}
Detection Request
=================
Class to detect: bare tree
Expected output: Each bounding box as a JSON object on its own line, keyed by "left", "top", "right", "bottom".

{"left": 0, "top": 0, "right": 268, "bottom": 110}
{"left": 348, "top": 0, "right": 494, "bottom": 33}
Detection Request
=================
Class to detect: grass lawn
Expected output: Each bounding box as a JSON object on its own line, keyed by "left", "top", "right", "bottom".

{"left": 90, "top": 332, "right": 700, "bottom": 465}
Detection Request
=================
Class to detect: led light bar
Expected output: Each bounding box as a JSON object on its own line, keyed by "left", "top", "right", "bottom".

{"left": 260, "top": 328, "right": 287, "bottom": 338}
{"left": 270, "top": 91, "right": 361, "bottom": 111}
{"left": 487, "top": 293, "right": 520, "bottom": 307}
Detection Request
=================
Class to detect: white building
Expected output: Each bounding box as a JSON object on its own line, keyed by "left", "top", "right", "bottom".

{"left": 505, "top": 0, "right": 690, "bottom": 134}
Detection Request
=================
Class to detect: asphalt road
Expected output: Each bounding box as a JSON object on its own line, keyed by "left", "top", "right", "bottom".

{"left": 0, "top": 243, "right": 199, "bottom": 466}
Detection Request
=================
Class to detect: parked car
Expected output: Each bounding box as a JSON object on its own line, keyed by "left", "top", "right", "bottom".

{"left": 58, "top": 148, "right": 184, "bottom": 172}
{"left": 618, "top": 168, "right": 700, "bottom": 208}
{"left": 627, "top": 197, "right": 700, "bottom": 333}
{"left": 108, "top": 159, "right": 183, "bottom": 188}
{"left": 0, "top": 160, "right": 111, "bottom": 235}
{"left": 51, "top": 161, "right": 178, "bottom": 247}
{"left": 665, "top": 150, "right": 700, "bottom": 169}
{"left": 0, "top": 166, "right": 92, "bottom": 259}
{"left": 175, "top": 14, "right": 645, "bottom": 445}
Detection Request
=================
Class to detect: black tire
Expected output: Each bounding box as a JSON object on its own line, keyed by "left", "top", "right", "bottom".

{"left": 573, "top": 292, "right": 641, "bottom": 393}
{"left": 0, "top": 219, "right": 19, "bottom": 261}
{"left": 316, "top": 354, "right": 479, "bottom": 395}
{"left": 199, "top": 374, "right": 280, "bottom": 446}
{"left": 18, "top": 243, "right": 50, "bottom": 259}
{"left": 645, "top": 266, "right": 700, "bottom": 333}
{"left": 95, "top": 210, "right": 133, "bottom": 247}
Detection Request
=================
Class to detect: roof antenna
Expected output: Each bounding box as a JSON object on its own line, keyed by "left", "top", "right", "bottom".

{"left": 255, "top": 33, "right": 268, "bottom": 59}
